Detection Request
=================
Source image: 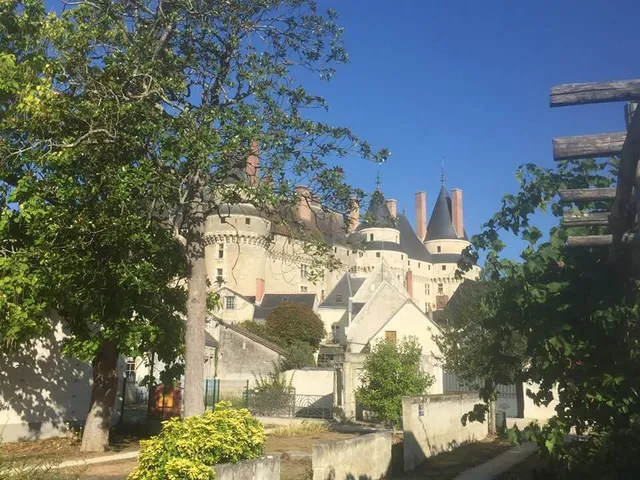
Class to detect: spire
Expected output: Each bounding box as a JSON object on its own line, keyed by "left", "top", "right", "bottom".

{"left": 375, "top": 171, "right": 382, "bottom": 192}
{"left": 424, "top": 185, "right": 458, "bottom": 241}
{"left": 441, "top": 157, "right": 446, "bottom": 186}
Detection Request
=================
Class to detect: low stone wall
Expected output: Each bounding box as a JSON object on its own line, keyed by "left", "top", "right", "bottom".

{"left": 312, "top": 431, "right": 392, "bottom": 480}
{"left": 212, "top": 455, "right": 280, "bottom": 480}
{"left": 402, "top": 393, "right": 488, "bottom": 472}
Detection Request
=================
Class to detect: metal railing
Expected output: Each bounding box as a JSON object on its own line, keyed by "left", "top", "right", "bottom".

{"left": 245, "top": 390, "right": 332, "bottom": 419}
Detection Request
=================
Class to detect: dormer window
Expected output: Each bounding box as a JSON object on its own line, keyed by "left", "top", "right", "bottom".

{"left": 335, "top": 294, "right": 343, "bottom": 303}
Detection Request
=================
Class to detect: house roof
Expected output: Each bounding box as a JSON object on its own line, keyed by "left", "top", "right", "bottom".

{"left": 320, "top": 273, "right": 366, "bottom": 308}
{"left": 251, "top": 293, "right": 317, "bottom": 321}
{"left": 205, "top": 331, "right": 219, "bottom": 348}
{"left": 217, "top": 320, "right": 288, "bottom": 356}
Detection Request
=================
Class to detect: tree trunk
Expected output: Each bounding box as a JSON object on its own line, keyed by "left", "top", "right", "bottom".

{"left": 183, "top": 189, "right": 207, "bottom": 417}
{"left": 80, "top": 340, "right": 119, "bottom": 452}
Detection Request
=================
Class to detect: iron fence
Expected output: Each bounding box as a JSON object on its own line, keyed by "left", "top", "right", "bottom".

{"left": 245, "top": 390, "right": 332, "bottom": 419}
{"left": 443, "top": 372, "right": 517, "bottom": 398}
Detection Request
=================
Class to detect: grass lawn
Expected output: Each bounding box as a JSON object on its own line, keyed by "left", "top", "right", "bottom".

{"left": 399, "top": 436, "right": 514, "bottom": 480}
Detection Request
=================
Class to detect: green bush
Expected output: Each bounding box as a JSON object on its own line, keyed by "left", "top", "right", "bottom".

{"left": 283, "top": 341, "right": 316, "bottom": 369}
{"left": 265, "top": 302, "right": 325, "bottom": 347}
{"left": 128, "top": 402, "right": 265, "bottom": 480}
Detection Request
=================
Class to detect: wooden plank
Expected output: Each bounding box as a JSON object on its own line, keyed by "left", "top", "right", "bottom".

{"left": 567, "top": 233, "right": 634, "bottom": 247}
{"left": 558, "top": 188, "right": 616, "bottom": 202}
{"left": 610, "top": 106, "right": 640, "bottom": 252}
{"left": 553, "top": 132, "right": 625, "bottom": 160}
{"left": 551, "top": 79, "right": 640, "bottom": 107}
{"left": 563, "top": 211, "right": 609, "bottom": 227}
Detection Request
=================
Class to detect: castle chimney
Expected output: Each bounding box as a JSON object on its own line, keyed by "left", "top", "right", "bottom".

{"left": 347, "top": 198, "right": 360, "bottom": 233}
{"left": 256, "top": 278, "right": 265, "bottom": 304}
{"left": 245, "top": 141, "right": 260, "bottom": 187}
{"left": 295, "top": 185, "right": 313, "bottom": 223}
{"left": 451, "top": 188, "right": 464, "bottom": 238}
{"left": 405, "top": 269, "right": 413, "bottom": 297}
{"left": 386, "top": 199, "right": 397, "bottom": 218}
{"left": 415, "top": 192, "right": 427, "bottom": 241}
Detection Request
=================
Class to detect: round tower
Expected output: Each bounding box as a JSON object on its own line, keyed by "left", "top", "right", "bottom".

{"left": 205, "top": 203, "right": 270, "bottom": 298}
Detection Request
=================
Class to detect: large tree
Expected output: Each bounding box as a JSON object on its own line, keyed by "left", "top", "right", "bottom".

{"left": 1, "top": 0, "right": 388, "bottom": 440}
{"left": 0, "top": 0, "right": 186, "bottom": 451}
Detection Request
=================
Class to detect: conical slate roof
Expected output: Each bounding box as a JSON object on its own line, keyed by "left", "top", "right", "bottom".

{"left": 356, "top": 190, "right": 397, "bottom": 230}
{"left": 425, "top": 186, "right": 458, "bottom": 241}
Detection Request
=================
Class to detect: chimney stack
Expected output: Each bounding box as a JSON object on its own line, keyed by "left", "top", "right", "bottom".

{"left": 256, "top": 278, "right": 265, "bottom": 304}
{"left": 451, "top": 188, "right": 464, "bottom": 238}
{"left": 295, "top": 185, "right": 313, "bottom": 223}
{"left": 405, "top": 269, "right": 413, "bottom": 297}
{"left": 347, "top": 198, "right": 360, "bottom": 233}
{"left": 386, "top": 199, "right": 397, "bottom": 218}
{"left": 415, "top": 192, "right": 427, "bottom": 241}
{"left": 245, "top": 140, "right": 260, "bottom": 187}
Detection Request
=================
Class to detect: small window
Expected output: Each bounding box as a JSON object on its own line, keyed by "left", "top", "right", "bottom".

{"left": 442, "top": 265, "right": 446, "bottom": 271}
{"left": 126, "top": 360, "right": 136, "bottom": 380}
{"left": 333, "top": 247, "right": 338, "bottom": 253}
{"left": 321, "top": 289, "right": 325, "bottom": 301}
{"left": 218, "top": 244, "right": 224, "bottom": 259}
{"left": 359, "top": 252, "right": 364, "bottom": 258}
{"left": 331, "top": 325, "right": 340, "bottom": 343}
{"left": 245, "top": 217, "right": 251, "bottom": 225}
{"left": 438, "top": 284, "right": 444, "bottom": 295}
{"left": 300, "top": 286, "right": 308, "bottom": 293}
{"left": 216, "top": 268, "right": 223, "bottom": 278}
{"left": 425, "top": 283, "right": 430, "bottom": 295}
{"left": 437, "top": 246, "right": 442, "bottom": 253}
{"left": 352, "top": 250, "right": 357, "bottom": 254}
{"left": 385, "top": 331, "right": 397, "bottom": 343}
{"left": 418, "top": 262, "right": 421, "bottom": 268}
{"left": 429, "top": 265, "right": 431, "bottom": 270}
{"left": 376, "top": 252, "right": 381, "bottom": 258}
{"left": 335, "top": 294, "right": 344, "bottom": 303}
{"left": 300, "top": 264, "right": 308, "bottom": 278}
{"left": 408, "top": 261, "right": 411, "bottom": 266}
{"left": 401, "top": 255, "right": 404, "bottom": 260}
{"left": 369, "top": 233, "right": 374, "bottom": 241}
{"left": 224, "top": 296, "right": 235, "bottom": 310}
{"left": 347, "top": 250, "right": 350, "bottom": 256}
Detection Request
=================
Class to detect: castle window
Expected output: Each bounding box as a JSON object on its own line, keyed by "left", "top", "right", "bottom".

{"left": 376, "top": 252, "right": 381, "bottom": 258}
{"left": 437, "top": 246, "right": 442, "bottom": 253}
{"left": 331, "top": 325, "right": 340, "bottom": 343}
{"left": 216, "top": 268, "right": 223, "bottom": 280}
{"left": 300, "top": 264, "right": 308, "bottom": 279}
{"left": 347, "top": 251, "right": 350, "bottom": 256}
{"left": 438, "top": 284, "right": 444, "bottom": 295}
{"left": 321, "top": 289, "right": 325, "bottom": 301}
{"left": 333, "top": 247, "right": 338, "bottom": 253}
{"left": 218, "top": 244, "right": 224, "bottom": 259}
{"left": 335, "top": 294, "right": 344, "bottom": 303}
{"left": 300, "top": 286, "right": 308, "bottom": 293}
{"left": 428, "top": 265, "right": 431, "bottom": 270}
{"left": 442, "top": 265, "right": 446, "bottom": 271}
{"left": 401, "top": 255, "right": 404, "bottom": 260}
{"left": 224, "top": 296, "right": 235, "bottom": 310}
{"left": 359, "top": 252, "right": 364, "bottom": 258}
{"left": 425, "top": 283, "right": 430, "bottom": 295}
{"left": 408, "top": 261, "right": 411, "bottom": 266}
{"left": 369, "top": 233, "right": 374, "bottom": 241}
{"left": 245, "top": 218, "right": 251, "bottom": 225}
{"left": 418, "top": 262, "right": 421, "bottom": 268}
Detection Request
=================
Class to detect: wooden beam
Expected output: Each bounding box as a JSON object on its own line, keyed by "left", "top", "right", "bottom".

{"left": 551, "top": 80, "right": 640, "bottom": 107}
{"left": 558, "top": 188, "right": 617, "bottom": 202}
{"left": 567, "top": 233, "right": 634, "bottom": 247}
{"left": 563, "top": 212, "right": 609, "bottom": 227}
{"left": 553, "top": 132, "right": 625, "bottom": 161}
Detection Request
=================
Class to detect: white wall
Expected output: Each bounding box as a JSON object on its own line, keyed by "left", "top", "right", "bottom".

{"left": 523, "top": 382, "right": 559, "bottom": 420}
{"left": 0, "top": 319, "right": 124, "bottom": 443}
{"left": 284, "top": 369, "right": 334, "bottom": 397}
{"left": 402, "top": 393, "right": 488, "bottom": 472}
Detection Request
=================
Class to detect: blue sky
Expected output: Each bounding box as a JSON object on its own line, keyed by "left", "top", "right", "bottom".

{"left": 306, "top": 0, "right": 640, "bottom": 258}
{"left": 43, "top": 0, "right": 639, "bottom": 259}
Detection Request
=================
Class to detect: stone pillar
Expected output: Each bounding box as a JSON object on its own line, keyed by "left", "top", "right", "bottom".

{"left": 415, "top": 192, "right": 427, "bottom": 241}
{"left": 451, "top": 188, "right": 464, "bottom": 238}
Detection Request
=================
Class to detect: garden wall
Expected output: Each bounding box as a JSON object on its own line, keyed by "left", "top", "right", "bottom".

{"left": 312, "top": 431, "right": 392, "bottom": 480}
{"left": 212, "top": 455, "right": 280, "bottom": 480}
{"left": 402, "top": 393, "right": 488, "bottom": 472}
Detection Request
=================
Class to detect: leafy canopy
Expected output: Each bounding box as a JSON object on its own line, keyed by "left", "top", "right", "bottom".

{"left": 265, "top": 302, "right": 325, "bottom": 348}
{"left": 356, "top": 337, "right": 434, "bottom": 427}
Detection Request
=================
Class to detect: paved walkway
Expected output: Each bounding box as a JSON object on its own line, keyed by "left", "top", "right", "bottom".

{"left": 454, "top": 442, "right": 537, "bottom": 480}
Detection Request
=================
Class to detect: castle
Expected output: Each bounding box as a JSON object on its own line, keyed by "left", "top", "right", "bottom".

{"left": 207, "top": 155, "right": 480, "bottom": 325}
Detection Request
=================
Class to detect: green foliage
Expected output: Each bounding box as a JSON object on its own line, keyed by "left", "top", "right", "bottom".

{"left": 356, "top": 337, "right": 434, "bottom": 427}
{"left": 282, "top": 340, "right": 316, "bottom": 369}
{"left": 128, "top": 402, "right": 265, "bottom": 480}
{"left": 253, "top": 362, "right": 293, "bottom": 393}
{"left": 237, "top": 321, "right": 282, "bottom": 347}
{"left": 265, "top": 302, "right": 325, "bottom": 348}
{"left": 454, "top": 158, "right": 640, "bottom": 475}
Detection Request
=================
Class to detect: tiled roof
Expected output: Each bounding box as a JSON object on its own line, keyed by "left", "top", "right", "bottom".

{"left": 320, "top": 273, "right": 366, "bottom": 308}
{"left": 219, "top": 320, "right": 288, "bottom": 356}
{"left": 356, "top": 190, "right": 396, "bottom": 230}
{"left": 425, "top": 186, "right": 458, "bottom": 241}
{"left": 253, "top": 293, "right": 317, "bottom": 321}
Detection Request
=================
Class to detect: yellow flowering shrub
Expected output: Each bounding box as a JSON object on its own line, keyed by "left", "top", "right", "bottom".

{"left": 128, "top": 402, "right": 265, "bottom": 480}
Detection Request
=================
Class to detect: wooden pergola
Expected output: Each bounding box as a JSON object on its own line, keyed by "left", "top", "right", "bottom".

{"left": 552, "top": 80, "right": 640, "bottom": 260}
